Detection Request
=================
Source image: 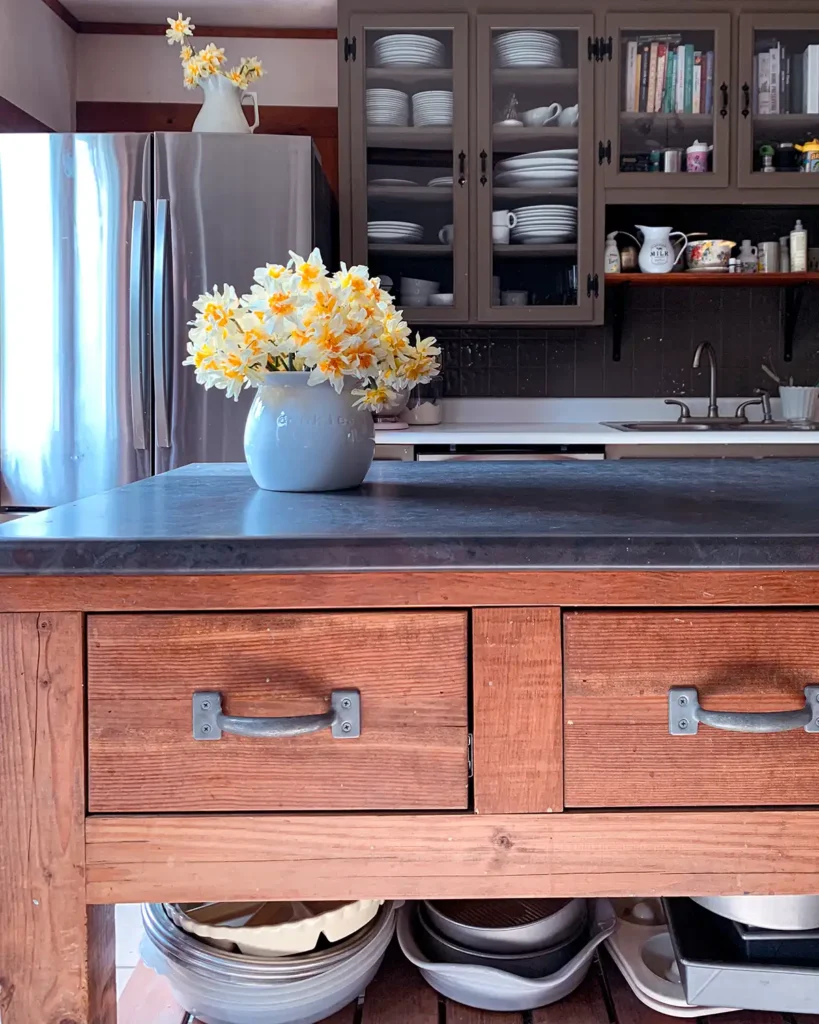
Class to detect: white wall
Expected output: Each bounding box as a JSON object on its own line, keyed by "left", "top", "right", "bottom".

{"left": 76, "top": 35, "right": 338, "bottom": 106}
{"left": 0, "top": 0, "right": 76, "bottom": 130}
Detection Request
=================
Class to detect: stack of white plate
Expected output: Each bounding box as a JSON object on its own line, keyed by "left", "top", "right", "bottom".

{"left": 366, "top": 88, "right": 410, "bottom": 126}
{"left": 494, "top": 149, "right": 578, "bottom": 187}
{"left": 373, "top": 33, "right": 445, "bottom": 68}
{"left": 494, "top": 30, "right": 563, "bottom": 68}
{"left": 368, "top": 220, "right": 423, "bottom": 243}
{"left": 427, "top": 175, "right": 454, "bottom": 187}
{"left": 510, "top": 204, "right": 577, "bottom": 244}
{"left": 412, "top": 90, "right": 453, "bottom": 127}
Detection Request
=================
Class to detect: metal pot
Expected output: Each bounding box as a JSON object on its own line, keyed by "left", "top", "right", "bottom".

{"left": 422, "top": 898, "right": 587, "bottom": 953}
{"left": 692, "top": 896, "right": 819, "bottom": 932}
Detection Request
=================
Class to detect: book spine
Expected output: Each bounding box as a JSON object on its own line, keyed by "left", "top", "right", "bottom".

{"left": 638, "top": 43, "right": 650, "bottom": 112}
{"left": 676, "top": 44, "right": 686, "bottom": 112}
{"left": 791, "top": 51, "right": 803, "bottom": 114}
{"left": 759, "top": 51, "right": 771, "bottom": 114}
{"left": 654, "top": 43, "right": 667, "bottom": 113}
{"left": 664, "top": 49, "right": 676, "bottom": 112}
{"left": 683, "top": 43, "right": 694, "bottom": 113}
{"left": 647, "top": 40, "right": 659, "bottom": 112}
{"left": 692, "top": 52, "right": 702, "bottom": 114}
{"left": 769, "top": 46, "right": 780, "bottom": 114}
{"left": 625, "top": 40, "right": 638, "bottom": 111}
{"left": 809, "top": 45, "right": 819, "bottom": 114}
{"left": 704, "top": 50, "right": 714, "bottom": 114}
{"left": 781, "top": 45, "right": 788, "bottom": 113}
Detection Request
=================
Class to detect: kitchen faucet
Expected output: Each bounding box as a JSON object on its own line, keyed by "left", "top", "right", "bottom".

{"left": 663, "top": 341, "right": 768, "bottom": 425}
{"left": 693, "top": 341, "right": 719, "bottom": 418}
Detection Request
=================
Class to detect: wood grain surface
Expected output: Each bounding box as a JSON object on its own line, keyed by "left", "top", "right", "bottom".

{"left": 0, "top": 614, "right": 115, "bottom": 1024}
{"left": 87, "top": 611, "right": 468, "bottom": 812}
{"left": 473, "top": 607, "right": 563, "bottom": 813}
{"left": 86, "top": 810, "right": 819, "bottom": 903}
{"left": 4, "top": 570, "right": 819, "bottom": 613}
{"left": 564, "top": 610, "right": 819, "bottom": 807}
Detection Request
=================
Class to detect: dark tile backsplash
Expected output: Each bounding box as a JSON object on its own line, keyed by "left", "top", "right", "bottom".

{"left": 428, "top": 286, "right": 819, "bottom": 398}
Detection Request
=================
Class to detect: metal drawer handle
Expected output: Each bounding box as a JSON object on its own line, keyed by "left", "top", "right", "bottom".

{"left": 193, "top": 690, "right": 360, "bottom": 740}
{"left": 669, "top": 686, "right": 819, "bottom": 735}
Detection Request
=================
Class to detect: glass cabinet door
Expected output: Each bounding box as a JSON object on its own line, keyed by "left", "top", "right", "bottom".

{"left": 605, "top": 13, "right": 731, "bottom": 188}
{"left": 349, "top": 14, "right": 469, "bottom": 323}
{"left": 738, "top": 14, "right": 819, "bottom": 189}
{"left": 475, "top": 14, "right": 594, "bottom": 321}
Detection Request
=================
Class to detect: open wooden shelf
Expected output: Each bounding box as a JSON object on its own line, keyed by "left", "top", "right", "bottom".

{"left": 368, "top": 243, "right": 452, "bottom": 255}
{"left": 367, "top": 126, "right": 452, "bottom": 150}
{"left": 118, "top": 943, "right": 819, "bottom": 1024}
{"left": 495, "top": 242, "right": 576, "bottom": 257}
{"left": 606, "top": 272, "right": 819, "bottom": 286}
{"left": 367, "top": 67, "right": 452, "bottom": 85}
{"left": 494, "top": 185, "right": 578, "bottom": 199}
{"left": 368, "top": 185, "right": 452, "bottom": 201}
{"left": 493, "top": 67, "right": 578, "bottom": 87}
{"left": 493, "top": 125, "right": 578, "bottom": 151}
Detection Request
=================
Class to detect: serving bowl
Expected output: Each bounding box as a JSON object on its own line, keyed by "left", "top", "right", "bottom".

{"left": 685, "top": 239, "right": 736, "bottom": 271}
{"left": 423, "top": 897, "right": 586, "bottom": 953}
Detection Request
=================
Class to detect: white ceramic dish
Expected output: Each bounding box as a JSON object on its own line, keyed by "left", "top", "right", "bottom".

{"left": 401, "top": 276, "right": 440, "bottom": 294}
{"left": 427, "top": 176, "right": 454, "bottom": 186}
{"left": 166, "top": 900, "right": 385, "bottom": 958}
{"left": 428, "top": 293, "right": 454, "bottom": 306}
{"left": 498, "top": 149, "right": 578, "bottom": 165}
{"left": 369, "top": 178, "right": 417, "bottom": 186}
{"left": 496, "top": 171, "right": 578, "bottom": 187}
{"left": 397, "top": 899, "right": 616, "bottom": 1012}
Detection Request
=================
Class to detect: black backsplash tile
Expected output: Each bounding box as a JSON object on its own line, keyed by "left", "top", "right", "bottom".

{"left": 427, "top": 285, "right": 819, "bottom": 398}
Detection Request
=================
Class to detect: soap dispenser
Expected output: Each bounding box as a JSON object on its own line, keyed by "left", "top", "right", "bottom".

{"left": 790, "top": 219, "right": 808, "bottom": 273}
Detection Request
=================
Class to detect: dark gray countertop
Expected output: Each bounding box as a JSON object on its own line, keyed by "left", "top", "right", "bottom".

{"left": 0, "top": 460, "right": 818, "bottom": 574}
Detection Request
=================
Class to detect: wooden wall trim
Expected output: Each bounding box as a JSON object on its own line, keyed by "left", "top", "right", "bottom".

{"left": 86, "top": 809, "right": 819, "bottom": 903}
{"left": 39, "top": 0, "right": 80, "bottom": 31}
{"left": 75, "top": 101, "right": 338, "bottom": 136}
{"left": 2, "top": 569, "right": 819, "bottom": 613}
{"left": 75, "top": 22, "right": 336, "bottom": 38}
{"left": 0, "top": 95, "right": 52, "bottom": 133}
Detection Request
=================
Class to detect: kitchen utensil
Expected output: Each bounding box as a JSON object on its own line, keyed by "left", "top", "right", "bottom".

{"left": 663, "top": 149, "right": 683, "bottom": 172}
{"left": 779, "top": 386, "right": 819, "bottom": 424}
{"left": 366, "top": 88, "right": 410, "bottom": 127}
{"left": 501, "top": 290, "right": 528, "bottom": 305}
{"left": 493, "top": 30, "right": 563, "bottom": 69}
{"left": 493, "top": 210, "right": 518, "bottom": 228}
{"left": 493, "top": 225, "right": 511, "bottom": 244}
{"left": 635, "top": 225, "right": 688, "bottom": 274}
{"left": 396, "top": 899, "right": 616, "bottom": 1013}
{"left": 424, "top": 898, "right": 587, "bottom": 953}
{"left": 411, "top": 90, "right": 453, "bottom": 127}
{"left": 165, "top": 900, "right": 384, "bottom": 957}
{"left": 494, "top": 168, "right": 578, "bottom": 187}
{"left": 438, "top": 224, "right": 454, "bottom": 245}
{"left": 142, "top": 901, "right": 396, "bottom": 1024}
{"left": 739, "top": 239, "right": 758, "bottom": 273}
{"left": 665, "top": 897, "right": 819, "bottom": 1014}
{"left": 557, "top": 104, "right": 579, "bottom": 126}
{"left": 685, "top": 140, "right": 712, "bottom": 173}
{"left": 416, "top": 904, "right": 585, "bottom": 978}
{"left": 758, "top": 240, "right": 779, "bottom": 273}
{"left": 520, "top": 104, "right": 562, "bottom": 127}
{"left": 428, "top": 293, "right": 454, "bottom": 306}
{"left": 368, "top": 220, "right": 423, "bottom": 243}
{"left": 685, "top": 239, "right": 736, "bottom": 272}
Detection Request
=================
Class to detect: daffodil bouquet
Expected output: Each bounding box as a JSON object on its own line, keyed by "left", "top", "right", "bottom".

{"left": 166, "top": 12, "right": 264, "bottom": 90}
{"left": 184, "top": 250, "right": 440, "bottom": 412}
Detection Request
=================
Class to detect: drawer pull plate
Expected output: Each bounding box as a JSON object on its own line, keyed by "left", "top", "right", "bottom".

{"left": 192, "top": 690, "right": 361, "bottom": 741}
{"left": 669, "top": 686, "right": 819, "bottom": 736}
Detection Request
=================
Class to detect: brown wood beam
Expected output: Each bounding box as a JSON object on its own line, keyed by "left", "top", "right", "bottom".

{"left": 39, "top": 0, "right": 80, "bottom": 32}
{"left": 0, "top": 95, "right": 51, "bottom": 133}
{"left": 85, "top": 809, "right": 819, "bottom": 904}
{"left": 76, "top": 100, "right": 338, "bottom": 136}
{"left": 76, "top": 22, "right": 336, "bottom": 37}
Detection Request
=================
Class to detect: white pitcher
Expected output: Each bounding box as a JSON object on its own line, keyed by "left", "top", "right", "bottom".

{"left": 193, "top": 75, "right": 260, "bottom": 134}
{"left": 635, "top": 225, "right": 688, "bottom": 274}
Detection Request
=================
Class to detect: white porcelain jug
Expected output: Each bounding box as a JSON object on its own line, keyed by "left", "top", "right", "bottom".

{"left": 193, "top": 75, "right": 260, "bottom": 134}
{"left": 635, "top": 225, "right": 688, "bottom": 274}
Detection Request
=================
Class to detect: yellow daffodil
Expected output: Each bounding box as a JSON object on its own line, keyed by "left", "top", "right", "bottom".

{"left": 289, "top": 248, "right": 327, "bottom": 293}
{"left": 180, "top": 44, "right": 194, "bottom": 61}
{"left": 352, "top": 383, "right": 391, "bottom": 411}
{"left": 166, "top": 12, "right": 194, "bottom": 44}
{"left": 241, "top": 57, "right": 264, "bottom": 81}
{"left": 226, "top": 68, "right": 248, "bottom": 88}
{"left": 192, "top": 284, "right": 239, "bottom": 329}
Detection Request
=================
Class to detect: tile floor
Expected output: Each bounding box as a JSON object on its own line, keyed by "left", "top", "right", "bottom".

{"left": 115, "top": 904, "right": 145, "bottom": 999}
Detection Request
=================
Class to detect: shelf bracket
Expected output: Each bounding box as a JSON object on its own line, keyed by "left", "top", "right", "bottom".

{"left": 609, "top": 282, "right": 626, "bottom": 362}
{"left": 780, "top": 284, "right": 805, "bottom": 364}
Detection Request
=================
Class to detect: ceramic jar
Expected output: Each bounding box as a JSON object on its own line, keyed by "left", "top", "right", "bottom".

{"left": 243, "top": 372, "right": 375, "bottom": 491}
{"left": 193, "top": 75, "right": 260, "bottom": 134}
{"left": 685, "top": 140, "right": 711, "bottom": 173}
{"left": 635, "top": 226, "right": 688, "bottom": 274}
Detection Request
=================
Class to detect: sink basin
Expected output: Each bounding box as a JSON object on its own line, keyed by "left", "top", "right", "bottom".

{"left": 604, "top": 421, "right": 819, "bottom": 432}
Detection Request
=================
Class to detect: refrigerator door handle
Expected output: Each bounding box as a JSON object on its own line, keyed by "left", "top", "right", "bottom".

{"left": 153, "top": 198, "right": 172, "bottom": 449}
{"left": 129, "top": 200, "right": 148, "bottom": 451}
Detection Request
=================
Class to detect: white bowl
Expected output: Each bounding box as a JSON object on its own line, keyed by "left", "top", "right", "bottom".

{"left": 401, "top": 295, "right": 430, "bottom": 307}
{"left": 401, "top": 276, "right": 440, "bottom": 295}
{"left": 429, "top": 293, "right": 454, "bottom": 306}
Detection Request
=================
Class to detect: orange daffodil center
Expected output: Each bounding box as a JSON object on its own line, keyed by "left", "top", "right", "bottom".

{"left": 183, "top": 249, "right": 440, "bottom": 407}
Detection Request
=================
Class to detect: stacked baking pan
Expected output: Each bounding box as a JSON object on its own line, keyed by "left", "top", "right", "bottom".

{"left": 141, "top": 899, "right": 396, "bottom": 1024}
{"left": 397, "top": 897, "right": 617, "bottom": 1011}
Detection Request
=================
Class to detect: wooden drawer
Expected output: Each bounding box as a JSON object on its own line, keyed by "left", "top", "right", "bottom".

{"left": 87, "top": 611, "right": 468, "bottom": 813}
{"left": 564, "top": 610, "right": 819, "bottom": 808}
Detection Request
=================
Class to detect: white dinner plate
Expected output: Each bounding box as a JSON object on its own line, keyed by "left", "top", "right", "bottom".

{"left": 495, "top": 171, "right": 577, "bottom": 187}
{"left": 427, "top": 177, "right": 454, "bottom": 186}
{"left": 369, "top": 178, "right": 417, "bottom": 186}
{"left": 497, "top": 153, "right": 579, "bottom": 170}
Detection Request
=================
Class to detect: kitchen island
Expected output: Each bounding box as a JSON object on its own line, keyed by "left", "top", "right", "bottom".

{"left": 3, "top": 460, "right": 819, "bottom": 1023}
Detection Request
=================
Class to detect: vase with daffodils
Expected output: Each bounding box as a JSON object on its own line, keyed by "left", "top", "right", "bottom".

{"left": 165, "top": 13, "right": 264, "bottom": 133}
{"left": 185, "top": 249, "right": 440, "bottom": 491}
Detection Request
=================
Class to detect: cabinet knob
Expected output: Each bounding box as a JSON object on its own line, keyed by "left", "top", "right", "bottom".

{"left": 742, "top": 82, "right": 750, "bottom": 118}
{"left": 719, "top": 82, "right": 728, "bottom": 119}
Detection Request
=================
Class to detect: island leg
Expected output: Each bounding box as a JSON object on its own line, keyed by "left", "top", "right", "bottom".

{"left": 0, "top": 613, "right": 116, "bottom": 1024}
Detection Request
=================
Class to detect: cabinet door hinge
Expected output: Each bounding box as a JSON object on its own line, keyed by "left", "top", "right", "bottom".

{"left": 597, "top": 139, "right": 611, "bottom": 165}
{"left": 587, "top": 273, "right": 599, "bottom": 298}
{"left": 600, "top": 35, "right": 613, "bottom": 60}
{"left": 467, "top": 732, "right": 474, "bottom": 779}
{"left": 587, "top": 36, "right": 599, "bottom": 61}
{"left": 344, "top": 36, "right": 357, "bottom": 61}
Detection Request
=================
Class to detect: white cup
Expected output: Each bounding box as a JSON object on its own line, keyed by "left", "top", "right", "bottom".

{"left": 438, "top": 224, "right": 454, "bottom": 245}
{"left": 758, "top": 241, "right": 779, "bottom": 273}
{"left": 493, "top": 225, "right": 511, "bottom": 244}
{"left": 501, "top": 290, "right": 528, "bottom": 306}
{"left": 493, "top": 210, "right": 517, "bottom": 228}
{"left": 557, "top": 104, "right": 579, "bottom": 126}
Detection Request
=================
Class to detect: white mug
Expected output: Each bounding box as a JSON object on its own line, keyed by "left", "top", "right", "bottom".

{"left": 540, "top": 102, "right": 562, "bottom": 125}
{"left": 492, "top": 210, "right": 517, "bottom": 228}
{"left": 758, "top": 240, "right": 779, "bottom": 273}
{"left": 438, "top": 224, "right": 454, "bottom": 245}
{"left": 557, "top": 104, "right": 579, "bottom": 127}
{"left": 493, "top": 224, "right": 511, "bottom": 244}
{"left": 501, "top": 290, "right": 528, "bottom": 306}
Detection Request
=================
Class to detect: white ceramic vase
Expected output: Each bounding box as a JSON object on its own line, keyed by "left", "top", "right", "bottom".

{"left": 243, "top": 372, "right": 375, "bottom": 492}
{"left": 192, "top": 75, "right": 260, "bottom": 134}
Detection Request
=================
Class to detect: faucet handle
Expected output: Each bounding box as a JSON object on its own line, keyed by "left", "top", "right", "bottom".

{"left": 664, "top": 398, "right": 692, "bottom": 422}
{"left": 753, "top": 387, "right": 774, "bottom": 423}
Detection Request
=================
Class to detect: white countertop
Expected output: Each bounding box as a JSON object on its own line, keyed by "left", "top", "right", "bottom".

{"left": 375, "top": 398, "right": 819, "bottom": 447}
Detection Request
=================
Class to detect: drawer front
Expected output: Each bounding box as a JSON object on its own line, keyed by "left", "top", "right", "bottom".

{"left": 88, "top": 611, "right": 468, "bottom": 812}
{"left": 564, "top": 610, "right": 819, "bottom": 808}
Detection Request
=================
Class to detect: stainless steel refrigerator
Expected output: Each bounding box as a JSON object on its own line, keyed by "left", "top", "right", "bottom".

{"left": 0, "top": 132, "right": 335, "bottom": 510}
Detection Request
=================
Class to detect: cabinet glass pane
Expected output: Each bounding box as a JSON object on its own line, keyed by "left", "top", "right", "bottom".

{"left": 362, "top": 27, "right": 457, "bottom": 310}
{"left": 617, "top": 29, "right": 718, "bottom": 175}
{"left": 747, "top": 28, "right": 819, "bottom": 174}
{"left": 489, "top": 26, "right": 580, "bottom": 309}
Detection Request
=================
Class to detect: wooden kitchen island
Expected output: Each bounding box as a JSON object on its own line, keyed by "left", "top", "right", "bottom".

{"left": 3, "top": 459, "right": 819, "bottom": 1024}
